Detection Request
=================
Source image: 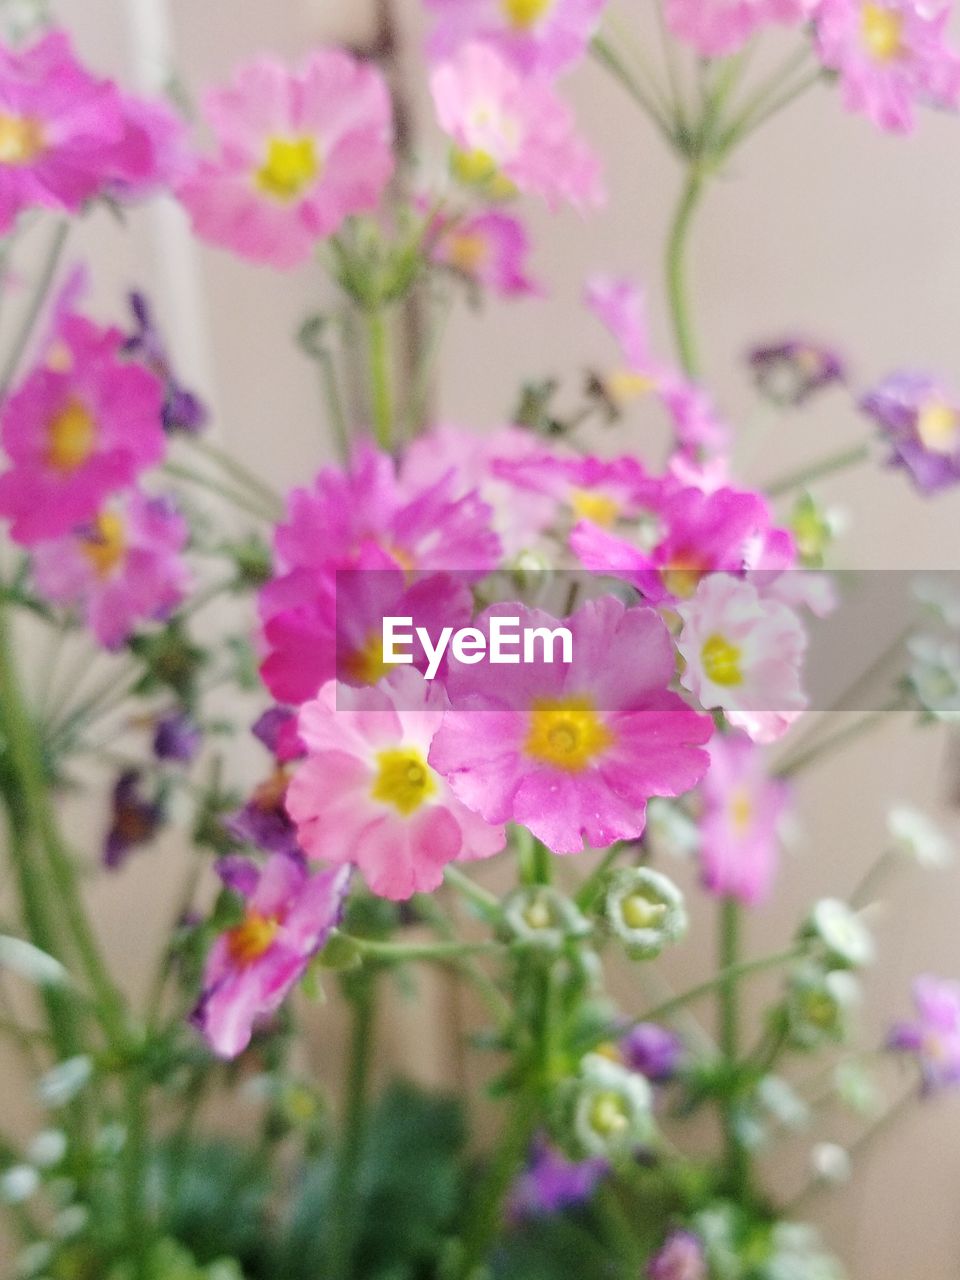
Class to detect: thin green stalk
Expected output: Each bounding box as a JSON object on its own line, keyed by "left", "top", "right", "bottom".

{"left": 161, "top": 461, "right": 278, "bottom": 521}
{"left": 185, "top": 437, "right": 284, "bottom": 515}
{"left": 366, "top": 306, "right": 394, "bottom": 451}
{"left": 316, "top": 344, "right": 350, "bottom": 461}
{"left": 591, "top": 33, "right": 676, "bottom": 147}
{"left": 0, "top": 218, "right": 69, "bottom": 401}
{"left": 719, "top": 898, "right": 749, "bottom": 1195}
{"left": 444, "top": 865, "right": 502, "bottom": 918}
{"left": 849, "top": 848, "right": 898, "bottom": 909}
{"left": 666, "top": 166, "right": 705, "bottom": 378}
{"left": 763, "top": 442, "right": 871, "bottom": 499}
{"left": 329, "top": 978, "right": 377, "bottom": 1280}
{"left": 349, "top": 936, "right": 500, "bottom": 963}
{"left": 776, "top": 704, "right": 903, "bottom": 780}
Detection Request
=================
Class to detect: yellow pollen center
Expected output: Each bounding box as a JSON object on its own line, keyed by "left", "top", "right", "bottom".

{"left": 450, "top": 147, "right": 517, "bottom": 200}
{"left": 729, "top": 786, "right": 753, "bottom": 836}
{"left": 622, "top": 893, "right": 668, "bottom": 931}
{"left": 256, "top": 136, "right": 320, "bottom": 201}
{"left": 501, "top": 0, "right": 552, "bottom": 29}
{"left": 370, "top": 746, "right": 437, "bottom": 816}
{"left": 701, "top": 633, "right": 743, "bottom": 687}
{"left": 861, "top": 4, "right": 903, "bottom": 61}
{"left": 343, "top": 632, "right": 392, "bottom": 685}
{"left": 227, "top": 912, "right": 280, "bottom": 966}
{"left": 525, "top": 697, "right": 613, "bottom": 773}
{"left": 570, "top": 488, "right": 620, "bottom": 528}
{"left": 46, "top": 400, "right": 97, "bottom": 472}
{"left": 917, "top": 401, "right": 959, "bottom": 454}
{"left": 589, "top": 1091, "right": 629, "bottom": 1137}
{"left": 606, "top": 369, "right": 657, "bottom": 405}
{"left": 447, "top": 231, "right": 488, "bottom": 276}
{"left": 82, "top": 512, "right": 126, "bottom": 578}
{"left": 661, "top": 558, "right": 705, "bottom": 599}
{"left": 0, "top": 113, "right": 44, "bottom": 165}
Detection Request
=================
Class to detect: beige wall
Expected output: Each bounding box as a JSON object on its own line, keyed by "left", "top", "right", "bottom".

{"left": 3, "top": 2, "right": 960, "bottom": 1276}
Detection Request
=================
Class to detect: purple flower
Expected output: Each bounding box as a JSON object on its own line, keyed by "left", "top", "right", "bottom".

{"left": 226, "top": 766, "right": 300, "bottom": 857}
{"left": 251, "top": 706, "right": 303, "bottom": 762}
{"left": 861, "top": 371, "right": 960, "bottom": 494}
{"left": 748, "top": 338, "right": 845, "bottom": 406}
{"left": 620, "top": 1023, "right": 685, "bottom": 1083}
{"left": 888, "top": 975, "right": 960, "bottom": 1094}
{"left": 123, "top": 291, "right": 209, "bottom": 436}
{"left": 103, "top": 771, "right": 163, "bottom": 869}
{"left": 508, "top": 1135, "right": 607, "bottom": 1219}
{"left": 648, "top": 1230, "right": 707, "bottom": 1280}
{"left": 153, "top": 711, "right": 202, "bottom": 764}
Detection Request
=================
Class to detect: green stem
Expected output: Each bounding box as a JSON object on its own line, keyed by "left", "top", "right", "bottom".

{"left": 185, "top": 437, "right": 284, "bottom": 516}
{"left": 719, "top": 898, "right": 749, "bottom": 1196}
{"left": 666, "top": 167, "right": 705, "bottom": 378}
{"left": 764, "top": 442, "right": 871, "bottom": 499}
{"left": 776, "top": 705, "right": 903, "bottom": 780}
{"left": 349, "top": 937, "right": 500, "bottom": 963}
{"left": 366, "top": 306, "right": 394, "bottom": 451}
{"left": 0, "top": 218, "right": 69, "bottom": 401}
{"left": 591, "top": 33, "right": 676, "bottom": 147}
{"left": 317, "top": 344, "right": 350, "bottom": 461}
{"left": 444, "top": 865, "right": 502, "bottom": 919}
{"left": 329, "top": 978, "right": 377, "bottom": 1280}
{"left": 161, "top": 461, "right": 278, "bottom": 522}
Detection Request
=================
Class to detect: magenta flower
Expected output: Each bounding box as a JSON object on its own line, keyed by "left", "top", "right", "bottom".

{"left": 0, "top": 315, "right": 166, "bottom": 545}
{"left": 586, "top": 276, "right": 730, "bottom": 457}
{"left": 109, "top": 94, "right": 191, "bottom": 201}
{"left": 889, "top": 975, "right": 960, "bottom": 1094}
{"left": 648, "top": 1230, "right": 707, "bottom": 1280}
{"left": 493, "top": 447, "right": 662, "bottom": 533}
{"left": 508, "top": 1136, "right": 607, "bottom": 1220}
{"left": 666, "top": 0, "right": 806, "bottom": 56}
{"left": 698, "top": 732, "right": 791, "bottom": 905}
{"left": 861, "top": 371, "right": 960, "bottom": 493}
{"left": 748, "top": 337, "right": 846, "bottom": 407}
{"left": 0, "top": 30, "right": 133, "bottom": 233}
{"left": 428, "top": 208, "right": 541, "bottom": 298}
{"left": 431, "top": 42, "right": 603, "bottom": 211}
{"left": 177, "top": 49, "right": 394, "bottom": 268}
{"left": 620, "top": 1023, "right": 685, "bottom": 1082}
{"left": 31, "top": 489, "right": 189, "bottom": 650}
{"left": 193, "top": 854, "right": 350, "bottom": 1058}
{"left": 287, "top": 669, "right": 506, "bottom": 900}
{"left": 676, "top": 573, "right": 807, "bottom": 743}
{"left": 429, "top": 598, "right": 713, "bottom": 854}
{"left": 813, "top": 0, "right": 960, "bottom": 133}
{"left": 425, "top": 0, "right": 608, "bottom": 76}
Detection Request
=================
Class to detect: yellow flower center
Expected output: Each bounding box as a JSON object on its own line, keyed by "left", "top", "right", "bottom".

{"left": 343, "top": 632, "right": 392, "bottom": 685}
{"left": 227, "top": 912, "right": 280, "bottom": 967}
{"left": 570, "top": 488, "right": 620, "bottom": 528}
{"left": 82, "top": 511, "right": 126, "bottom": 578}
{"left": 606, "top": 369, "right": 658, "bottom": 406}
{"left": 701, "top": 633, "right": 743, "bottom": 687}
{"left": 447, "top": 230, "right": 488, "bottom": 276}
{"left": 861, "top": 3, "right": 903, "bottom": 61}
{"left": 501, "top": 0, "right": 552, "bottom": 29}
{"left": 621, "top": 893, "right": 668, "bottom": 931}
{"left": 525, "top": 697, "right": 613, "bottom": 773}
{"left": 450, "top": 147, "right": 518, "bottom": 200}
{"left": 370, "top": 746, "right": 437, "bottom": 816}
{"left": 589, "top": 1091, "right": 629, "bottom": 1137}
{"left": 0, "top": 113, "right": 44, "bottom": 165}
{"left": 256, "top": 136, "right": 320, "bottom": 201}
{"left": 46, "top": 400, "right": 97, "bottom": 472}
{"left": 661, "top": 557, "right": 705, "bottom": 599}
{"left": 917, "top": 401, "right": 959, "bottom": 455}
{"left": 729, "top": 786, "right": 753, "bottom": 837}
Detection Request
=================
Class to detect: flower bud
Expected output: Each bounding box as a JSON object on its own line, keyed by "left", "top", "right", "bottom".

{"left": 803, "top": 899, "right": 873, "bottom": 970}
{"left": 562, "top": 1053, "right": 654, "bottom": 1161}
{"left": 604, "top": 867, "right": 687, "bottom": 960}
{"left": 502, "top": 886, "right": 591, "bottom": 951}
{"left": 786, "top": 965, "right": 860, "bottom": 1050}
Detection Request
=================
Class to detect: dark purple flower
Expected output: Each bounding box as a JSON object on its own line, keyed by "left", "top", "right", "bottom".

{"left": 648, "top": 1230, "right": 707, "bottom": 1280}
{"left": 226, "top": 767, "right": 300, "bottom": 857}
{"left": 251, "top": 706, "right": 304, "bottom": 762}
{"left": 508, "top": 1135, "right": 607, "bottom": 1220}
{"left": 888, "top": 974, "right": 960, "bottom": 1094}
{"left": 153, "top": 711, "right": 202, "bottom": 763}
{"left": 861, "top": 371, "right": 960, "bottom": 494}
{"left": 123, "top": 291, "right": 209, "bottom": 436}
{"left": 104, "top": 771, "right": 163, "bottom": 869}
{"left": 748, "top": 338, "right": 845, "bottom": 406}
{"left": 620, "top": 1023, "right": 685, "bottom": 1083}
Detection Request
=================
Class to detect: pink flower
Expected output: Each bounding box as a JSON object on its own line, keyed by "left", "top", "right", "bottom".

{"left": 586, "top": 276, "right": 731, "bottom": 457}
{"left": 431, "top": 42, "right": 604, "bottom": 211}
{"left": 110, "top": 94, "right": 191, "bottom": 199}
{"left": 0, "top": 314, "right": 166, "bottom": 544}
{"left": 698, "top": 733, "right": 791, "bottom": 905}
{"left": 666, "top": 0, "right": 808, "bottom": 57}
{"left": 177, "top": 49, "right": 395, "bottom": 268}
{"left": 259, "top": 562, "right": 473, "bottom": 705}
{"left": 428, "top": 208, "right": 542, "bottom": 297}
{"left": 813, "top": 0, "right": 960, "bottom": 133}
{"left": 425, "top": 0, "right": 608, "bottom": 76}
{"left": 888, "top": 975, "right": 960, "bottom": 1093}
{"left": 401, "top": 425, "right": 556, "bottom": 556}
{"left": 0, "top": 31, "right": 126, "bottom": 232}
{"left": 571, "top": 480, "right": 794, "bottom": 605}
{"left": 193, "top": 854, "right": 350, "bottom": 1058}
{"left": 429, "top": 598, "right": 713, "bottom": 854}
{"left": 493, "top": 447, "right": 661, "bottom": 534}
{"left": 287, "top": 669, "right": 506, "bottom": 900}
{"left": 676, "top": 573, "right": 807, "bottom": 743}
{"left": 31, "top": 489, "right": 190, "bottom": 650}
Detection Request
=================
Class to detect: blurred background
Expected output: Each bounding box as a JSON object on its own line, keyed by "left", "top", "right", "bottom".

{"left": 3, "top": 1, "right": 960, "bottom": 1276}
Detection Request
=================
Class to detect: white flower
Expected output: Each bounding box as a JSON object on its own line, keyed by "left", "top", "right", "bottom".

{"left": 37, "top": 1056, "right": 92, "bottom": 1109}
{"left": 808, "top": 899, "right": 874, "bottom": 970}
{"left": 0, "top": 1165, "right": 39, "bottom": 1205}
{"left": 887, "top": 803, "right": 953, "bottom": 868}
{"left": 810, "top": 1142, "right": 851, "bottom": 1185}
{"left": 26, "top": 1130, "right": 67, "bottom": 1169}
{"left": 0, "top": 935, "right": 70, "bottom": 989}
{"left": 645, "top": 798, "right": 701, "bottom": 861}
{"left": 913, "top": 574, "right": 960, "bottom": 628}
{"left": 907, "top": 635, "right": 960, "bottom": 721}
{"left": 677, "top": 573, "right": 807, "bottom": 743}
